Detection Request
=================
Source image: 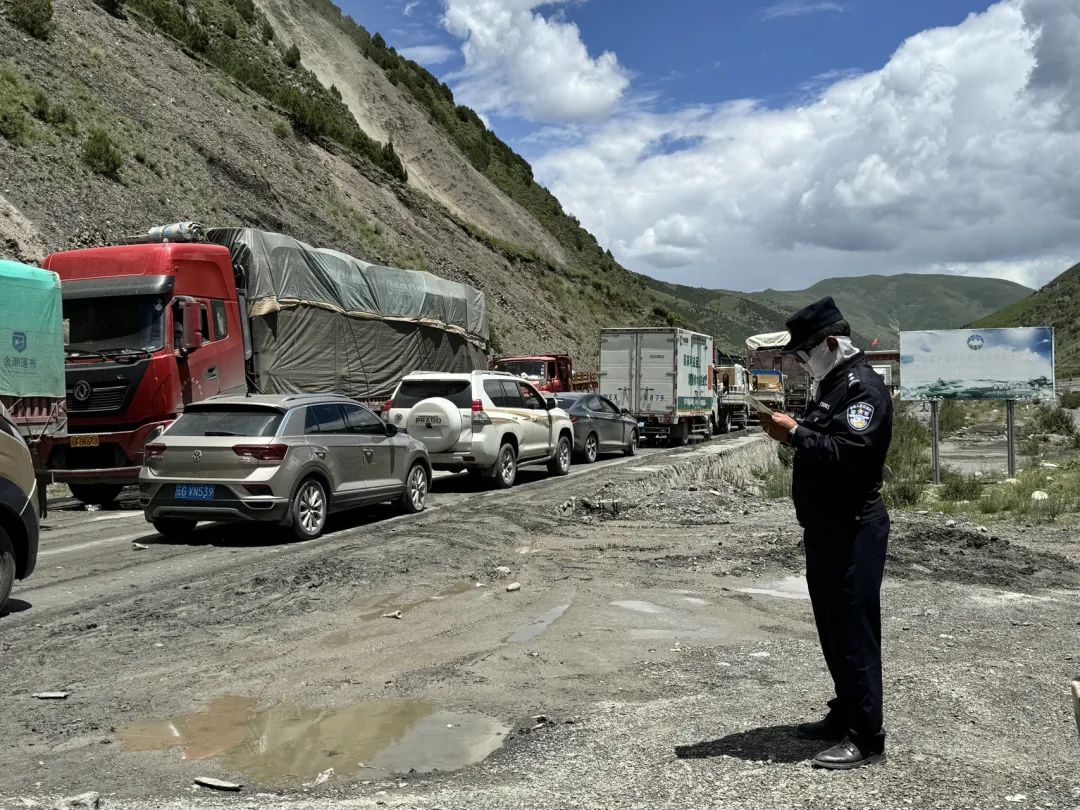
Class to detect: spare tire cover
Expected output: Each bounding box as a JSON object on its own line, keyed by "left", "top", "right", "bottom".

{"left": 406, "top": 397, "right": 464, "bottom": 453}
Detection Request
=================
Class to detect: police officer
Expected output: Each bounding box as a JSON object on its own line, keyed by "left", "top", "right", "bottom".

{"left": 762, "top": 296, "right": 892, "bottom": 770}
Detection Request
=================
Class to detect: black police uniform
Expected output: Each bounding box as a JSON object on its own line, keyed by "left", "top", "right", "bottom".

{"left": 790, "top": 350, "right": 892, "bottom": 752}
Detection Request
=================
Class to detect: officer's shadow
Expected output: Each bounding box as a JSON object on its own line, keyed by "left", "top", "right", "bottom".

{"left": 674, "top": 725, "right": 820, "bottom": 764}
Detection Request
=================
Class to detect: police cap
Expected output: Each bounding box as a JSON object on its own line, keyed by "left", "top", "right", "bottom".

{"left": 781, "top": 296, "right": 848, "bottom": 354}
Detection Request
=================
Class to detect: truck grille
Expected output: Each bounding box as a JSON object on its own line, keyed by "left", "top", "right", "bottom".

{"left": 66, "top": 383, "right": 129, "bottom": 413}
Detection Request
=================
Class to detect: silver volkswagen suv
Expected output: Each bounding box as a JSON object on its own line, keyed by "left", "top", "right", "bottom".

{"left": 140, "top": 393, "right": 431, "bottom": 541}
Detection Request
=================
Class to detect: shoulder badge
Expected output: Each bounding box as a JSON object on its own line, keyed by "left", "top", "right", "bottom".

{"left": 847, "top": 402, "right": 874, "bottom": 432}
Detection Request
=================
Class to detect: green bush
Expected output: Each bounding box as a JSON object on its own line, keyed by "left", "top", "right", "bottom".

{"left": 260, "top": 19, "right": 273, "bottom": 43}
{"left": 221, "top": 14, "right": 236, "bottom": 38}
{"left": 884, "top": 477, "right": 924, "bottom": 508}
{"left": 938, "top": 400, "right": 965, "bottom": 434}
{"left": 228, "top": 0, "right": 254, "bottom": 24}
{"left": 7, "top": 0, "right": 52, "bottom": 39}
{"left": 939, "top": 468, "right": 982, "bottom": 502}
{"left": 93, "top": 0, "right": 126, "bottom": 17}
{"left": 1061, "top": 390, "right": 1080, "bottom": 409}
{"left": 762, "top": 466, "right": 792, "bottom": 500}
{"left": 126, "top": 0, "right": 208, "bottom": 52}
{"left": 272, "top": 119, "right": 291, "bottom": 139}
{"left": 82, "top": 128, "right": 123, "bottom": 179}
{"left": 1029, "top": 404, "right": 1075, "bottom": 436}
{"left": 45, "top": 101, "right": 74, "bottom": 129}
{"left": 0, "top": 105, "right": 30, "bottom": 144}
{"left": 283, "top": 43, "right": 301, "bottom": 68}
{"left": 30, "top": 89, "right": 49, "bottom": 121}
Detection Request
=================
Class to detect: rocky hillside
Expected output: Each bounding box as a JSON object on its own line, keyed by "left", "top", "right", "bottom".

{"left": 971, "top": 262, "right": 1079, "bottom": 378}
{"left": 0, "top": 0, "right": 1035, "bottom": 369}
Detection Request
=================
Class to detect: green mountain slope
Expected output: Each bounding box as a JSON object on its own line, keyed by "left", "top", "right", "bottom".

{"left": 970, "top": 262, "right": 1080, "bottom": 377}
{"left": 642, "top": 274, "right": 1032, "bottom": 354}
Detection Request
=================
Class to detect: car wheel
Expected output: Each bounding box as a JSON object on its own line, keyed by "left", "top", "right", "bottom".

{"left": 152, "top": 517, "right": 196, "bottom": 539}
{"left": 624, "top": 429, "right": 639, "bottom": 456}
{"left": 0, "top": 528, "right": 15, "bottom": 613}
{"left": 290, "top": 477, "right": 328, "bottom": 540}
{"left": 69, "top": 483, "right": 122, "bottom": 506}
{"left": 581, "top": 433, "right": 599, "bottom": 464}
{"left": 400, "top": 463, "right": 430, "bottom": 514}
{"left": 547, "top": 435, "right": 572, "bottom": 476}
{"left": 493, "top": 443, "right": 517, "bottom": 489}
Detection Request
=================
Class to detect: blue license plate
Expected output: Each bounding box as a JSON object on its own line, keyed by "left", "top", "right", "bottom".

{"left": 175, "top": 484, "right": 215, "bottom": 501}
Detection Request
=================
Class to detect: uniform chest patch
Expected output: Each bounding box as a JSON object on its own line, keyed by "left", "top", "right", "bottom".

{"left": 847, "top": 402, "right": 874, "bottom": 431}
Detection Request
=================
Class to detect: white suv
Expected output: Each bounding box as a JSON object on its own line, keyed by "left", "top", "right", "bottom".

{"left": 385, "top": 371, "right": 574, "bottom": 488}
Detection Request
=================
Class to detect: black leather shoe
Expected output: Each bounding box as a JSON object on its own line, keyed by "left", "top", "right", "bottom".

{"left": 812, "top": 738, "right": 886, "bottom": 770}
{"left": 795, "top": 715, "right": 845, "bottom": 741}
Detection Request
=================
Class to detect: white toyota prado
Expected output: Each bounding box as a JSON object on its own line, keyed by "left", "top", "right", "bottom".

{"left": 384, "top": 371, "right": 574, "bottom": 488}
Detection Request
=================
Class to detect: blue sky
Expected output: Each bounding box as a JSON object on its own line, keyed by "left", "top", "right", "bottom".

{"left": 334, "top": 1, "right": 1080, "bottom": 293}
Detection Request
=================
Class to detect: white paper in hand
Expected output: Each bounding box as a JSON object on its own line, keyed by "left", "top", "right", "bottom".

{"left": 744, "top": 394, "right": 774, "bottom": 415}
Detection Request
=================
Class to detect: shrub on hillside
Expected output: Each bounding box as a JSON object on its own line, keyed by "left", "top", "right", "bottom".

{"left": 1061, "top": 390, "right": 1080, "bottom": 409}
{"left": 283, "top": 43, "right": 301, "bottom": 68}
{"left": 222, "top": 14, "right": 237, "bottom": 38}
{"left": 1029, "top": 404, "right": 1075, "bottom": 436}
{"left": 7, "top": 0, "right": 52, "bottom": 39}
{"left": 260, "top": 19, "right": 273, "bottom": 43}
{"left": 228, "top": 0, "right": 254, "bottom": 24}
{"left": 82, "top": 128, "right": 123, "bottom": 179}
{"left": 0, "top": 105, "right": 30, "bottom": 145}
{"left": 939, "top": 468, "right": 982, "bottom": 502}
{"left": 93, "top": 0, "right": 125, "bottom": 17}
{"left": 30, "top": 89, "right": 49, "bottom": 121}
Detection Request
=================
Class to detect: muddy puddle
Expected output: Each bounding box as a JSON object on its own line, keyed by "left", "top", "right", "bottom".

{"left": 121, "top": 695, "right": 507, "bottom": 786}
{"left": 737, "top": 576, "right": 810, "bottom": 600}
{"left": 505, "top": 604, "right": 570, "bottom": 643}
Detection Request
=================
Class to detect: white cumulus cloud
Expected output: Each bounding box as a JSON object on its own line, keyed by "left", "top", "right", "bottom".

{"left": 532, "top": 0, "right": 1080, "bottom": 291}
{"left": 441, "top": 0, "right": 629, "bottom": 122}
{"left": 762, "top": 1, "right": 846, "bottom": 21}
{"left": 398, "top": 43, "right": 457, "bottom": 65}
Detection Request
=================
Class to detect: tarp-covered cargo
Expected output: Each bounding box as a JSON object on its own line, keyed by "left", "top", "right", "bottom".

{"left": 206, "top": 229, "right": 489, "bottom": 400}
{"left": 745, "top": 331, "right": 790, "bottom": 351}
{"left": 0, "top": 260, "right": 65, "bottom": 398}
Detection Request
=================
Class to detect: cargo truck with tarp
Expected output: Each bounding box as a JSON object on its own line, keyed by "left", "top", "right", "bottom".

{"left": 599, "top": 327, "right": 714, "bottom": 446}
{"left": 1, "top": 260, "right": 67, "bottom": 495}
{"left": 30, "top": 224, "right": 489, "bottom": 506}
{"left": 746, "top": 330, "right": 808, "bottom": 414}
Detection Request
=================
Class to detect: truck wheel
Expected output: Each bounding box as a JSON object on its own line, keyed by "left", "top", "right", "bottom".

{"left": 580, "top": 433, "right": 599, "bottom": 464}
{"left": 547, "top": 435, "right": 572, "bottom": 476}
{"left": 152, "top": 518, "right": 196, "bottom": 540}
{"left": 69, "top": 483, "right": 122, "bottom": 507}
{"left": 493, "top": 443, "right": 518, "bottom": 489}
{"left": 669, "top": 423, "right": 688, "bottom": 447}
{"left": 624, "top": 429, "right": 639, "bottom": 457}
{"left": 289, "top": 477, "right": 328, "bottom": 540}
{"left": 0, "top": 528, "right": 15, "bottom": 613}
{"left": 720, "top": 411, "right": 732, "bottom": 434}
{"left": 399, "top": 463, "right": 430, "bottom": 514}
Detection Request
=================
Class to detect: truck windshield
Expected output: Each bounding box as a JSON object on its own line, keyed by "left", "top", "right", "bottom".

{"left": 495, "top": 361, "right": 547, "bottom": 380}
{"left": 168, "top": 407, "right": 283, "bottom": 437}
{"left": 64, "top": 295, "right": 166, "bottom": 354}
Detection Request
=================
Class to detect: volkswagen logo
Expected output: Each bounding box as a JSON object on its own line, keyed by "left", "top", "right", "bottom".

{"left": 192, "top": 449, "right": 203, "bottom": 462}
{"left": 72, "top": 380, "right": 92, "bottom": 403}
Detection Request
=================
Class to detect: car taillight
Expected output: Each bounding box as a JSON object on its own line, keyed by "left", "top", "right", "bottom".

{"left": 383, "top": 399, "right": 393, "bottom": 414}
{"left": 232, "top": 444, "right": 289, "bottom": 462}
{"left": 472, "top": 399, "right": 484, "bottom": 412}
{"left": 569, "top": 415, "right": 579, "bottom": 423}
{"left": 145, "top": 443, "right": 166, "bottom": 459}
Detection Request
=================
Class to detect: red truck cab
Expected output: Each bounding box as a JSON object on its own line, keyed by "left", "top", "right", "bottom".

{"left": 492, "top": 354, "right": 573, "bottom": 394}
{"left": 36, "top": 242, "right": 247, "bottom": 505}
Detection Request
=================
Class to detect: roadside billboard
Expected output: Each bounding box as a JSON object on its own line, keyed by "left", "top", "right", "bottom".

{"left": 899, "top": 327, "right": 1055, "bottom": 401}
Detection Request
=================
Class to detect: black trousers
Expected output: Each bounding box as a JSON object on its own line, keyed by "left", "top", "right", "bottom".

{"left": 803, "top": 515, "right": 889, "bottom": 749}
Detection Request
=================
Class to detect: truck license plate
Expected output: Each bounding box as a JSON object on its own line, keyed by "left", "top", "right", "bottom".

{"left": 175, "top": 484, "right": 215, "bottom": 501}
{"left": 70, "top": 435, "right": 100, "bottom": 448}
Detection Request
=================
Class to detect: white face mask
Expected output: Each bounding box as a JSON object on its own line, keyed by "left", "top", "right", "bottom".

{"left": 797, "top": 340, "right": 836, "bottom": 379}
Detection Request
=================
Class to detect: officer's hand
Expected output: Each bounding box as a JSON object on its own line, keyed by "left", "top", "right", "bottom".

{"left": 763, "top": 411, "right": 797, "bottom": 443}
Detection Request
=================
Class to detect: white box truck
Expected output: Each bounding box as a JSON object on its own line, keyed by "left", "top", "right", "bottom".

{"left": 599, "top": 327, "right": 714, "bottom": 446}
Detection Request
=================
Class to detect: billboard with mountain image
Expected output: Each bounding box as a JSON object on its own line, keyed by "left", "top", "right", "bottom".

{"left": 899, "top": 328, "right": 1055, "bottom": 401}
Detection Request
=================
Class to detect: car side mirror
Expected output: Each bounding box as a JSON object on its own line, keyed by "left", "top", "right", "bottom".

{"left": 181, "top": 301, "right": 203, "bottom": 352}
{"left": 544, "top": 398, "right": 555, "bottom": 411}
{"left": 385, "top": 423, "right": 399, "bottom": 437}
{"left": 621, "top": 408, "right": 630, "bottom": 415}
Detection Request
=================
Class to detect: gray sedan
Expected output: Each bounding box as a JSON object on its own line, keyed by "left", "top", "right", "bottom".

{"left": 140, "top": 393, "right": 431, "bottom": 541}
{"left": 554, "top": 393, "right": 638, "bottom": 463}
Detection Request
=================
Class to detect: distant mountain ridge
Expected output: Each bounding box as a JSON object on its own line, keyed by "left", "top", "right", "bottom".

{"left": 971, "top": 262, "right": 1080, "bottom": 378}
{"left": 641, "top": 273, "right": 1032, "bottom": 354}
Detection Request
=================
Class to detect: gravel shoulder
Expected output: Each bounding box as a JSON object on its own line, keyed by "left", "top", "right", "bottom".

{"left": 2, "top": 433, "right": 1078, "bottom": 810}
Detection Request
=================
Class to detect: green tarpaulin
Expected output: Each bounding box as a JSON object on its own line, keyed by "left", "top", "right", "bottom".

{"left": 0, "top": 260, "right": 65, "bottom": 398}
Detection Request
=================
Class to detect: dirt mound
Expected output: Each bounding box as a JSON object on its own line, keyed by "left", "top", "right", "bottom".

{"left": 888, "top": 522, "right": 1079, "bottom": 590}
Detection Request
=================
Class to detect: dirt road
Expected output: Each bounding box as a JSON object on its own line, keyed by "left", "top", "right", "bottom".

{"left": 2, "top": 432, "right": 1078, "bottom": 810}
